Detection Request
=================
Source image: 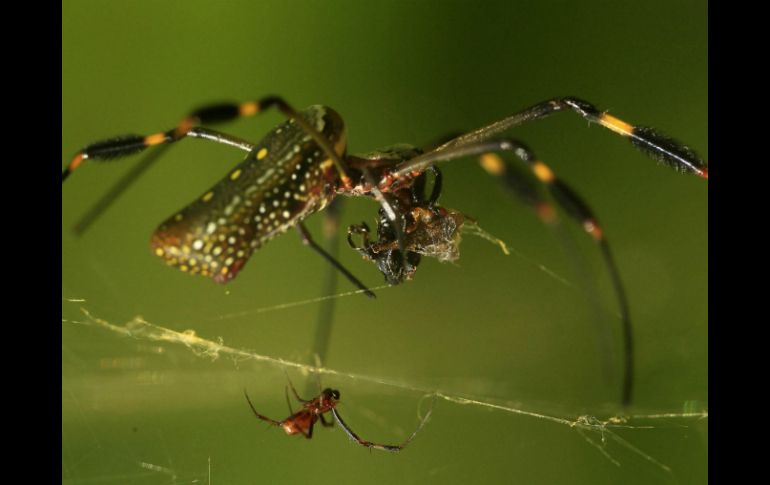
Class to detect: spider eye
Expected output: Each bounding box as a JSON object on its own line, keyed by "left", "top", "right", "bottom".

{"left": 322, "top": 388, "right": 337, "bottom": 399}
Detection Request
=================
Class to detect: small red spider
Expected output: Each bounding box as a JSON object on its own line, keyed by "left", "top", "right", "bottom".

{"left": 243, "top": 383, "right": 431, "bottom": 452}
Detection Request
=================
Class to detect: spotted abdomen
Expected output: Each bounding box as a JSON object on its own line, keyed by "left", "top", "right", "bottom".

{"left": 151, "top": 105, "right": 347, "bottom": 283}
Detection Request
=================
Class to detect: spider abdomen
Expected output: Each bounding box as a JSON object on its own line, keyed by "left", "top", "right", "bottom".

{"left": 281, "top": 411, "right": 316, "bottom": 436}
{"left": 150, "top": 105, "right": 347, "bottom": 283}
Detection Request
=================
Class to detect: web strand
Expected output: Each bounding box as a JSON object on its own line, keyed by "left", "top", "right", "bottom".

{"left": 64, "top": 306, "right": 707, "bottom": 475}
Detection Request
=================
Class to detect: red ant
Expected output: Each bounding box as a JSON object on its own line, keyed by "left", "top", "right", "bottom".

{"left": 243, "top": 382, "right": 432, "bottom": 452}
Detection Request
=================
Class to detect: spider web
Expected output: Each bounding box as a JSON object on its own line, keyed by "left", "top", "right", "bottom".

{"left": 62, "top": 271, "right": 707, "bottom": 485}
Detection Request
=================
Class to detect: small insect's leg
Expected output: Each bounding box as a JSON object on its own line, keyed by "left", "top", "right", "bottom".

{"left": 346, "top": 222, "right": 372, "bottom": 252}
{"left": 243, "top": 390, "right": 283, "bottom": 427}
{"left": 426, "top": 166, "right": 443, "bottom": 206}
{"left": 359, "top": 166, "right": 409, "bottom": 272}
{"left": 392, "top": 139, "right": 634, "bottom": 407}
{"left": 404, "top": 97, "right": 707, "bottom": 179}
{"left": 305, "top": 422, "right": 315, "bottom": 439}
{"left": 411, "top": 171, "right": 427, "bottom": 203}
{"left": 345, "top": 158, "right": 408, "bottom": 245}
{"left": 295, "top": 222, "right": 376, "bottom": 299}
{"left": 410, "top": 166, "right": 443, "bottom": 212}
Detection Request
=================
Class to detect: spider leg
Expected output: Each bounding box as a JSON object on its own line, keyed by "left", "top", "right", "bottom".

{"left": 411, "top": 166, "right": 443, "bottom": 208}
{"left": 479, "top": 152, "right": 621, "bottom": 380}
{"left": 243, "top": 389, "right": 284, "bottom": 427}
{"left": 285, "top": 376, "right": 311, "bottom": 404}
{"left": 306, "top": 199, "right": 344, "bottom": 399}
{"left": 392, "top": 139, "right": 635, "bottom": 406}
{"left": 250, "top": 96, "right": 353, "bottom": 186}
{"left": 296, "top": 222, "right": 375, "bottom": 298}
{"left": 284, "top": 386, "right": 295, "bottom": 415}
{"left": 63, "top": 95, "right": 353, "bottom": 234}
{"left": 62, "top": 95, "right": 350, "bottom": 182}
{"left": 62, "top": 99, "right": 270, "bottom": 183}
{"left": 422, "top": 97, "right": 707, "bottom": 179}
{"left": 68, "top": 93, "right": 376, "bottom": 292}
{"left": 360, "top": 166, "right": 410, "bottom": 274}
{"left": 319, "top": 412, "right": 335, "bottom": 428}
{"left": 245, "top": 99, "right": 376, "bottom": 297}
{"left": 305, "top": 421, "right": 315, "bottom": 440}
{"left": 69, "top": 127, "right": 254, "bottom": 235}
{"left": 330, "top": 405, "right": 433, "bottom": 452}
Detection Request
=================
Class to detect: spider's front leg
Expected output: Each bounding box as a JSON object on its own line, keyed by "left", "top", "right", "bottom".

{"left": 430, "top": 97, "right": 708, "bottom": 179}
{"left": 330, "top": 402, "right": 433, "bottom": 452}
{"left": 61, "top": 95, "right": 351, "bottom": 182}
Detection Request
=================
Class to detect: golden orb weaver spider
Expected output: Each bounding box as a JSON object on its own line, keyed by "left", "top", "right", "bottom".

{"left": 61, "top": 95, "right": 708, "bottom": 407}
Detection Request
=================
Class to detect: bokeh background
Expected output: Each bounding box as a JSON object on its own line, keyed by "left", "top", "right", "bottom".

{"left": 62, "top": 1, "right": 707, "bottom": 484}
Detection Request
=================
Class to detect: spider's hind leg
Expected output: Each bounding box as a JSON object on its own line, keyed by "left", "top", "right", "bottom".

{"left": 392, "top": 139, "right": 635, "bottom": 407}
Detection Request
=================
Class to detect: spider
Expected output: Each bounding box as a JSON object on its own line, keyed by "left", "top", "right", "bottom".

{"left": 243, "top": 382, "right": 432, "bottom": 452}
{"left": 61, "top": 95, "right": 708, "bottom": 406}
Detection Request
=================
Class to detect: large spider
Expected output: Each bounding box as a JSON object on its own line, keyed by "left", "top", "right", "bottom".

{"left": 61, "top": 95, "right": 708, "bottom": 406}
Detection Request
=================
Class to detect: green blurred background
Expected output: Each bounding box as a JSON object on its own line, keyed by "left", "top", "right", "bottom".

{"left": 62, "top": 1, "right": 707, "bottom": 484}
